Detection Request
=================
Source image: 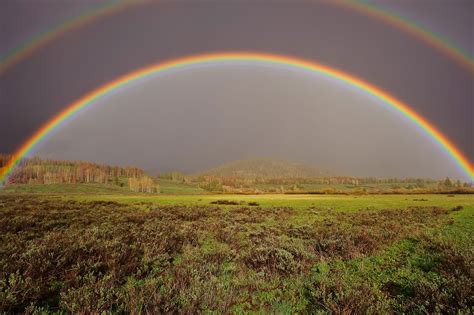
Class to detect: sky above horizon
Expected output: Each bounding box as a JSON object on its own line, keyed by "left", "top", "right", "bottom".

{"left": 1, "top": 0, "right": 472, "bottom": 180}
{"left": 36, "top": 64, "right": 465, "bottom": 180}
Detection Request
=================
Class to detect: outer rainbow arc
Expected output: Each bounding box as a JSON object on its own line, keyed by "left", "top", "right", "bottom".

{"left": 1, "top": 0, "right": 473, "bottom": 75}
{"left": 0, "top": 52, "right": 473, "bottom": 185}
{"left": 0, "top": 0, "right": 145, "bottom": 74}
{"left": 334, "top": 0, "right": 474, "bottom": 72}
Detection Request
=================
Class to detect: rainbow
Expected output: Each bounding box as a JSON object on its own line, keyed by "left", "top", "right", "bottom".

{"left": 334, "top": 0, "right": 474, "bottom": 72}
{"left": 1, "top": 0, "right": 472, "bottom": 75}
{"left": 0, "top": 0, "right": 145, "bottom": 74}
{"left": 1, "top": 52, "right": 473, "bottom": 185}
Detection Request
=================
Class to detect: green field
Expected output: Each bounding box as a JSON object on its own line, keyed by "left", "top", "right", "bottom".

{"left": 155, "top": 179, "right": 206, "bottom": 194}
{"left": 68, "top": 192, "right": 474, "bottom": 211}
{"left": 2, "top": 182, "right": 133, "bottom": 194}
{"left": 2, "top": 179, "right": 206, "bottom": 195}
{"left": 1, "top": 192, "right": 473, "bottom": 313}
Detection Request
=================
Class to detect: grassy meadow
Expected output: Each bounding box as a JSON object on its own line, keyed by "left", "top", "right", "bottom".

{"left": 2, "top": 179, "right": 203, "bottom": 195}
{"left": 1, "top": 189, "right": 473, "bottom": 313}
{"left": 69, "top": 192, "right": 474, "bottom": 211}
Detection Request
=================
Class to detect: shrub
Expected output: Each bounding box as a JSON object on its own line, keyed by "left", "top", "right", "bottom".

{"left": 0, "top": 195, "right": 469, "bottom": 314}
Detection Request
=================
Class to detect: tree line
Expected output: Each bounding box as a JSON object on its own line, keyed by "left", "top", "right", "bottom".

{"left": 160, "top": 171, "right": 472, "bottom": 194}
{"left": 0, "top": 154, "right": 159, "bottom": 193}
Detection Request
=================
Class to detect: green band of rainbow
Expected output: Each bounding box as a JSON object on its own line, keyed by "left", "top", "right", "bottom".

{"left": 1, "top": 0, "right": 472, "bottom": 74}
{"left": 1, "top": 52, "right": 473, "bottom": 185}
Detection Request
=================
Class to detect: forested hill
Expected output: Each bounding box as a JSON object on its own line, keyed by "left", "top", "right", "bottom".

{"left": 196, "top": 158, "right": 330, "bottom": 179}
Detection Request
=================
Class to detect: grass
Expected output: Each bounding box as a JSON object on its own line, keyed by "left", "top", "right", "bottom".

{"left": 2, "top": 179, "right": 204, "bottom": 195}
{"left": 1, "top": 181, "right": 192, "bottom": 195}
{"left": 254, "top": 181, "right": 439, "bottom": 191}
{"left": 0, "top": 192, "right": 472, "bottom": 313}
{"left": 303, "top": 208, "right": 474, "bottom": 313}
{"left": 65, "top": 193, "right": 474, "bottom": 212}
{"left": 155, "top": 179, "right": 205, "bottom": 194}
{"left": 2, "top": 183, "right": 133, "bottom": 194}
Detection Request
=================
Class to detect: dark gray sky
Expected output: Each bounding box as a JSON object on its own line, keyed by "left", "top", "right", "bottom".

{"left": 1, "top": 0, "right": 473, "bottom": 180}
{"left": 369, "top": 0, "right": 473, "bottom": 55}
{"left": 36, "top": 64, "right": 462, "bottom": 179}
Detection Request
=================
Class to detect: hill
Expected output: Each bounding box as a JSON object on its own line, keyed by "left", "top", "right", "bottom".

{"left": 196, "top": 158, "right": 330, "bottom": 179}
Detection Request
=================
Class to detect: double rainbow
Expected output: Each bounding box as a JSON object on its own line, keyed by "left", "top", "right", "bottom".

{"left": 1, "top": 52, "right": 473, "bottom": 185}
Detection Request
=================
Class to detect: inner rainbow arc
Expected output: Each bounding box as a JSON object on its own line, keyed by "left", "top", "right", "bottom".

{"left": 1, "top": 52, "right": 472, "bottom": 185}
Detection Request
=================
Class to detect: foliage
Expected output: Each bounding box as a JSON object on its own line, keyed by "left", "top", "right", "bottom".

{"left": 1, "top": 155, "right": 159, "bottom": 193}
{"left": 128, "top": 176, "right": 159, "bottom": 193}
{"left": 159, "top": 171, "right": 185, "bottom": 182}
{"left": 1, "top": 154, "right": 144, "bottom": 186}
{"left": 3, "top": 155, "right": 472, "bottom": 194}
{"left": 1, "top": 194, "right": 472, "bottom": 313}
